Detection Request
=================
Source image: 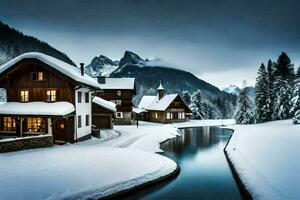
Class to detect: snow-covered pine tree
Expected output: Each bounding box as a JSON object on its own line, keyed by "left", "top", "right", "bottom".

{"left": 181, "top": 90, "right": 191, "bottom": 106}
{"left": 266, "top": 59, "right": 276, "bottom": 121}
{"left": 291, "top": 78, "right": 300, "bottom": 118}
{"left": 272, "top": 77, "right": 292, "bottom": 120}
{"left": 235, "top": 88, "right": 255, "bottom": 124}
{"left": 202, "top": 100, "right": 222, "bottom": 119}
{"left": 255, "top": 63, "right": 269, "bottom": 123}
{"left": 190, "top": 90, "right": 206, "bottom": 119}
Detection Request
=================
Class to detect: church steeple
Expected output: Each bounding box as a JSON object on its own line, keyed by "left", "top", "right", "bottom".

{"left": 157, "top": 80, "right": 165, "bottom": 100}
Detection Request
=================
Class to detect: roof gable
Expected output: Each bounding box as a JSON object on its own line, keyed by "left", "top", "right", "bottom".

{"left": 0, "top": 52, "right": 100, "bottom": 89}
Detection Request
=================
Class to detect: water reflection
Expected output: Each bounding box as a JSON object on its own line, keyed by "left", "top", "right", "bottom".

{"left": 125, "top": 127, "right": 241, "bottom": 200}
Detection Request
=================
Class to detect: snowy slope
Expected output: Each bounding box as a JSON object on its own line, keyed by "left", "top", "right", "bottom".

{"left": 226, "top": 120, "right": 300, "bottom": 199}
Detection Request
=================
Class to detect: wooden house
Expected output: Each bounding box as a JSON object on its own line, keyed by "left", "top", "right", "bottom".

{"left": 135, "top": 82, "right": 192, "bottom": 123}
{"left": 0, "top": 52, "right": 100, "bottom": 143}
{"left": 92, "top": 96, "right": 116, "bottom": 129}
{"left": 94, "top": 77, "right": 135, "bottom": 125}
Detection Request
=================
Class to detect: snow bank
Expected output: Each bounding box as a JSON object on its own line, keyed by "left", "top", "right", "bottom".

{"left": 173, "top": 119, "right": 236, "bottom": 128}
{"left": 226, "top": 120, "right": 300, "bottom": 199}
{"left": 0, "top": 146, "right": 177, "bottom": 200}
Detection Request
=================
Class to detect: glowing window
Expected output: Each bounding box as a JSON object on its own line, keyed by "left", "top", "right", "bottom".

{"left": 20, "top": 90, "right": 29, "bottom": 102}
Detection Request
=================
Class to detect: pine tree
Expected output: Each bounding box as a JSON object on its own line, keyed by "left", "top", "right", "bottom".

{"left": 255, "top": 63, "right": 269, "bottom": 123}
{"left": 266, "top": 59, "right": 276, "bottom": 121}
{"left": 203, "top": 100, "right": 222, "bottom": 119}
{"left": 235, "top": 89, "right": 255, "bottom": 124}
{"left": 291, "top": 78, "right": 300, "bottom": 118}
{"left": 190, "top": 90, "right": 206, "bottom": 119}
{"left": 272, "top": 77, "right": 292, "bottom": 120}
{"left": 296, "top": 67, "right": 300, "bottom": 79}
{"left": 274, "top": 52, "right": 295, "bottom": 83}
{"left": 181, "top": 91, "right": 191, "bottom": 106}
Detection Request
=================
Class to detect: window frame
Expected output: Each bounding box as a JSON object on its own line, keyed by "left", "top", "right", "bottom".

{"left": 85, "top": 114, "right": 89, "bottom": 126}
{"left": 78, "top": 115, "right": 82, "bottom": 128}
{"left": 116, "top": 112, "right": 123, "bottom": 118}
{"left": 85, "top": 92, "right": 89, "bottom": 103}
{"left": 116, "top": 100, "right": 122, "bottom": 105}
{"left": 46, "top": 89, "right": 57, "bottom": 102}
{"left": 78, "top": 91, "right": 82, "bottom": 103}
{"left": 20, "top": 90, "right": 29, "bottom": 102}
{"left": 3, "top": 117, "right": 16, "bottom": 131}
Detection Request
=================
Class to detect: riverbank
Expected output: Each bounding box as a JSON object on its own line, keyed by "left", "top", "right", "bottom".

{"left": 225, "top": 120, "right": 300, "bottom": 199}
{"left": 0, "top": 122, "right": 180, "bottom": 200}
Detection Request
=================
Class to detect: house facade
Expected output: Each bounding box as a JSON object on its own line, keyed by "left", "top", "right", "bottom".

{"left": 94, "top": 77, "right": 135, "bottom": 125}
{"left": 136, "top": 82, "right": 192, "bottom": 123}
{"left": 0, "top": 52, "right": 100, "bottom": 144}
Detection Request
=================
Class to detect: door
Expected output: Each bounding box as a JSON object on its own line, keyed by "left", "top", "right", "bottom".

{"left": 53, "top": 119, "right": 67, "bottom": 143}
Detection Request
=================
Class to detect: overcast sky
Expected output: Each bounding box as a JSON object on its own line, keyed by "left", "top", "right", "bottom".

{"left": 1, "top": 0, "right": 300, "bottom": 89}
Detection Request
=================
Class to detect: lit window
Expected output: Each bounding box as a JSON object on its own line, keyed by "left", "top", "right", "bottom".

{"left": 78, "top": 115, "right": 82, "bottom": 128}
{"left": 117, "top": 90, "right": 121, "bottom": 96}
{"left": 182, "top": 112, "right": 185, "bottom": 119}
{"left": 20, "top": 90, "right": 29, "bottom": 102}
{"left": 46, "top": 90, "right": 56, "bottom": 102}
{"left": 78, "top": 91, "right": 82, "bottom": 103}
{"left": 38, "top": 72, "right": 44, "bottom": 80}
{"left": 27, "top": 117, "right": 45, "bottom": 133}
{"left": 155, "top": 112, "right": 158, "bottom": 119}
{"left": 85, "top": 92, "right": 89, "bottom": 103}
{"left": 167, "top": 112, "right": 173, "bottom": 119}
{"left": 3, "top": 117, "right": 16, "bottom": 131}
{"left": 86, "top": 115, "right": 89, "bottom": 126}
{"left": 116, "top": 112, "right": 123, "bottom": 118}
{"left": 56, "top": 120, "right": 65, "bottom": 130}
{"left": 32, "top": 72, "right": 44, "bottom": 81}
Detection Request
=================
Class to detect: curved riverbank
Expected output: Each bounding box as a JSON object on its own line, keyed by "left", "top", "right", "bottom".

{"left": 223, "top": 130, "right": 253, "bottom": 200}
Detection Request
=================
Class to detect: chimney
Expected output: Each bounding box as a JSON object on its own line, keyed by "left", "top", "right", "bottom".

{"left": 80, "top": 63, "right": 84, "bottom": 76}
{"left": 97, "top": 76, "right": 106, "bottom": 84}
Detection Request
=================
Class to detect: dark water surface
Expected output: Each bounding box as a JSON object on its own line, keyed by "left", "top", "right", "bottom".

{"left": 126, "top": 126, "right": 242, "bottom": 200}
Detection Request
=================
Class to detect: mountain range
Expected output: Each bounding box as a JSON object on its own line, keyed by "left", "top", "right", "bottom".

{"left": 0, "top": 21, "right": 74, "bottom": 66}
{"left": 85, "top": 50, "right": 237, "bottom": 109}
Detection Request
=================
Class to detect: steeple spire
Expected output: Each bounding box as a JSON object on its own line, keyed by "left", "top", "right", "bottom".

{"left": 157, "top": 80, "right": 165, "bottom": 100}
{"left": 157, "top": 80, "right": 164, "bottom": 90}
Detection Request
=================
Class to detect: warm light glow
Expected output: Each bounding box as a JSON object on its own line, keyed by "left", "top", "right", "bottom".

{"left": 46, "top": 90, "right": 56, "bottom": 102}
{"left": 20, "top": 90, "right": 29, "bottom": 102}
{"left": 38, "top": 72, "right": 43, "bottom": 80}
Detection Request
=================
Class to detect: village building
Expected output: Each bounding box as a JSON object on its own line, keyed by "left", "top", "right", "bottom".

{"left": 135, "top": 82, "right": 192, "bottom": 123}
{"left": 92, "top": 96, "right": 116, "bottom": 129}
{"left": 94, "top": 77, "right": 136, "bottom": 125}
{"left": 0, "top": 52, "right": 100, "bottom": 144}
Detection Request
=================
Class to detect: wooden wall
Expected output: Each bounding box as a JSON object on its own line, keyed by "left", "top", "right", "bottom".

{"left": 0, "top": 59, "right": 75, "bottom": 103}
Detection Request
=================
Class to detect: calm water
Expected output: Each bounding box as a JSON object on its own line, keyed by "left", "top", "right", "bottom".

{"left": 126, "top": 127, "right": 242, "bottom": 200}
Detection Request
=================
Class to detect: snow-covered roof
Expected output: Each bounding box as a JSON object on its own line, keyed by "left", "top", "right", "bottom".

{"left": 138, "top": 94, "right": 178, "bottom": 111}
{"left": 92, "top": 96, "right": 116, "bottom": 112}
{"left": 95, "top": 77, "right": 135, "bottom": 90}
{"left": 0, "top": 52, "right": 100, "bottom": 89}
{"left": 0, "top": 102, "right": 75, "bottom": 116}
{"left": 138, "top": 96, "right": 157, "bottom": 109}
{"left": 132, "top": 107, "right": 148, "bottom": 114}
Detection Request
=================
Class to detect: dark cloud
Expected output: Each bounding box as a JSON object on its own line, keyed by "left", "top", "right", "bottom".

{"left": 1, "top": 0, "right": 300, "bottom": 88}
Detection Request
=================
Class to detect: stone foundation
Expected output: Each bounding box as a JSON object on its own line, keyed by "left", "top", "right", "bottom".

{"left": 0, "top": 135, "right": 53, "bottom": 153}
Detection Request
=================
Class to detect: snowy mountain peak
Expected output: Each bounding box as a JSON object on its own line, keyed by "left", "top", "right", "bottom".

{"left": 119, "top": 50, "right": 147, "bottom": 67}
{"left": 85, "top": 55, "right": 119, "bottom": 77}
{"left": 223, "top": 85, "right": 241, "bottom": 96}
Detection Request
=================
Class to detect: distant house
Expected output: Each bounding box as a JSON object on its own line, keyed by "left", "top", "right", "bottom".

{"left": 0, "top": 52, "right": 100, "bottom": 144}
{"left": 92, "top": 96, "right": 116, "bottom": 129}
{"left": 136, "top": 82, "right": 192, "bottom": 123}
{"left": 94, "top": 77, "right": 136, "bottom": 125}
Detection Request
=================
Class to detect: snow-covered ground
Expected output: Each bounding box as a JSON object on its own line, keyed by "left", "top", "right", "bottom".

{"left": 226, "top": 120, "right": 300, "bottom": 200}
{"left": 0, "top": 122, "right": 179, "bottom": 200}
